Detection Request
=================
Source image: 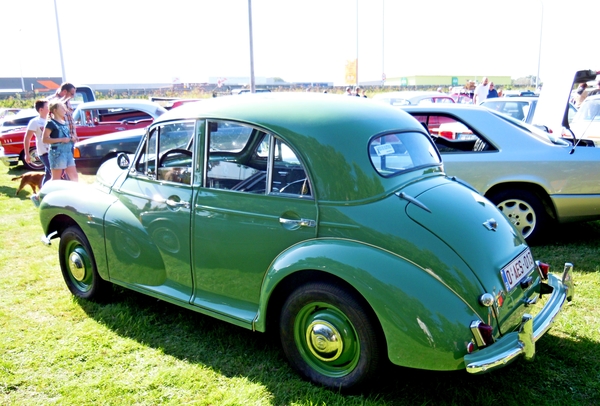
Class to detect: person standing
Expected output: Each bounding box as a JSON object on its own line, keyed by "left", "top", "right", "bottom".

{"left": 574, "top": 83, "right": 589, "bottom": 108}
{"left": 473, "top": 77, "right": 490, "bottom": 104}
{"left": 487, "top": 82, "right": 499, "bottom": 98}
{"left": 49, "top": 82, "right": 79, "bottom": 144}
{"left": 23, "top": 99, "right": 51, "bottom": 184}
{"left": 42, "top": 101, "right": 78, "bottom": 182}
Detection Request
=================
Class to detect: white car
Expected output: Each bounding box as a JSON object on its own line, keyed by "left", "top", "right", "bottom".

{"left": 570, "top": 94, "right": 600, "bottom": 146}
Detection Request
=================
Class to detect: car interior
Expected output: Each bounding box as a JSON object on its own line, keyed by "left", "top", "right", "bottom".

{"left": 411, "top": 113, "right": 497, "bottom": 153}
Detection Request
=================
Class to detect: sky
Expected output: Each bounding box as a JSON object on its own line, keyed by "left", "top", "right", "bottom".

{"left": 1, "top": 0, "right": 598, "bottom": 86}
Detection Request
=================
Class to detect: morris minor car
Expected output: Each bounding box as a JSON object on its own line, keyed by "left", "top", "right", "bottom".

{"left": 35, "top": 93, "right": 574, "bottom": 390}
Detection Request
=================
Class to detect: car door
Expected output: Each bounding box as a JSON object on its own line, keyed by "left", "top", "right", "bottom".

{"left": 103, "top": 120, "right": 196, "bottom": 303}
{"left": 191, "top": 120, "right": 318, "bottom": 324}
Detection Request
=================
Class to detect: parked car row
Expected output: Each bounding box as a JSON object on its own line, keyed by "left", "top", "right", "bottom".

{"left": 480, "top": 96, "right": 577, "bottom": 131}
{"left": 33, "top": 93, "right": 574, "bottom": 391}
{"left": 0, "top": 99, "right": 166, "bottom": 170}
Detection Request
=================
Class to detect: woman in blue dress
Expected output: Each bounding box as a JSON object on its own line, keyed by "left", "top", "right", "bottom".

{"left": 42, "top": 101, "right": 79, "bottom": 182}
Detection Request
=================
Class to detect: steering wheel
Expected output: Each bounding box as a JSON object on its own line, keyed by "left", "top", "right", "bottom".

{"left": 158, "top": 149, "right": 192, "bottom": 167}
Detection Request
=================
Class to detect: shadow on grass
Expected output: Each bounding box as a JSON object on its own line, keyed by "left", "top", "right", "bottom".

{"left": 75, "top": 286, "right": 600, "bottom": 405}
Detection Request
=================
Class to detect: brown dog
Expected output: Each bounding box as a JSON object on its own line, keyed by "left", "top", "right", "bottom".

{"left": 11, "top": 172, "right": 44, "bottom": 196}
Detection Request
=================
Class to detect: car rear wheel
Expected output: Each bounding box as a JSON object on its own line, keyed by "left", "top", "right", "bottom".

{"left": 59, "top": 226, "right": 110, "bottom": 300}
{"left": 489, "top": 189, "right": 549, "bottom": 243}
{"left": 279, "top": 282, "right": 381, "bottom": 391}
{"left": 23, "top": 147, "right": 45, "bottom": 171}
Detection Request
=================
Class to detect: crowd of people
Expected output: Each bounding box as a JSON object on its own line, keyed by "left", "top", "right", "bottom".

{"left": 472, "top": 77, "right": 500, "bottom": 104}
{"left": 23, "top": 82, "right": 79, "bottom": 201}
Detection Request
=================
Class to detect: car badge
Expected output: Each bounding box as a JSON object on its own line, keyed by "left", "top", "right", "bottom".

{"left": 483, "top": 218, "right": 498, "bottom": 232}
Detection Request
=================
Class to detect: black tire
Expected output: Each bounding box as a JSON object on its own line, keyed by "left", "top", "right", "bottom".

{"left": 489, "top": 189, "right": 549, "bottom": 243}
{"left": 23, "top": 147, "right": 45, "bottom": 171}
{"left": 279, "top": 282, "right": 382, "bottom": 391}
{"left": 58, "top": 226, "right": 110, "bottom": 300}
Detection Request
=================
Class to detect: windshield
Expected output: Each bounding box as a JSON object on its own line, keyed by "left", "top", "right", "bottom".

{"left": 488, "top": 109, "right": 570, "bottom": 146}
{"left": 369, "top": 131, "right": 441, "bottom": 177}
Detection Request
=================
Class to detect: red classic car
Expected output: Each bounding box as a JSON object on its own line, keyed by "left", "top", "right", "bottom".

{"left": 0, "top": 99, "right": 166, "bottom": 170}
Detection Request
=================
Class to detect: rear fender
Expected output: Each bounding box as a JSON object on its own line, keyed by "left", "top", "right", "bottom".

{"left": 256, "top": 239, "right": 484, "bottom": 371}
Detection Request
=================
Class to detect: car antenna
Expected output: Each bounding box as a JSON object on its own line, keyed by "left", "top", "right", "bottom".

{"left": 569, "top": 109, "right": 599, "bottom": 155}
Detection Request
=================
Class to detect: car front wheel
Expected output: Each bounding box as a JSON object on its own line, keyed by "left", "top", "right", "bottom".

{"left": 279, "top": 282, "right": 382, "bottom": 391}
{"left": 489, "top": 189, "right": 549, "bottom": 243}
{"left": 58, "top": 226, "right": 110, "bottom": 300}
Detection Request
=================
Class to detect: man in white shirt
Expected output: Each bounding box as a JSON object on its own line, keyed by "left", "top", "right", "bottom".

{"left": 473, "top": 77, "right": 490, "bottom": 105}
{"left": 24, "top": 99, "right": 51, "bottom": 184}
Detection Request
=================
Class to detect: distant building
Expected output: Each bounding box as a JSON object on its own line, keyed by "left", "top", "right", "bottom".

{"left": 361, "top": 75, "right": 512, "bottom": 88}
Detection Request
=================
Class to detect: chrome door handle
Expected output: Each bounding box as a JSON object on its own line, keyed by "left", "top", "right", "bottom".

{"left": 279, "top": 218, "right": 316, "bottom": 228}
{"left": 166, "top": 198, "right": 190, "bottom": 209}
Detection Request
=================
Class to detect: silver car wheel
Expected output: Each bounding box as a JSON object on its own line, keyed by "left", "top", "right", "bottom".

{"left": 496, "top": 198, "right": 536, "bottom": 238}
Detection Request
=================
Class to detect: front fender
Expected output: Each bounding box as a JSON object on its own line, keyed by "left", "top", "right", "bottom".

{"left": 39, "top": 181, "right": 118, "bottom": 281}
{"left": 256, "top": 238, "right": 483, "bottom": 371}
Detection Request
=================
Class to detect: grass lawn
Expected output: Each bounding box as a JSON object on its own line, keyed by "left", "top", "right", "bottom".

{"left": 1, "top": 165, "right": 599, "bottom": 406}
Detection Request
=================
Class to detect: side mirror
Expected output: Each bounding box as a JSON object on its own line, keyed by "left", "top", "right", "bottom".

{"left": 116, "top": 152, "right": 131, "bottom": 169}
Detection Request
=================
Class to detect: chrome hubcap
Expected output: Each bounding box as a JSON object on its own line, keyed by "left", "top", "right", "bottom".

{"left": 306, "top": 321, "right": 343, "bottom": 362}
{"left": 68, "top": 252, "right": 86, "bottom": 281}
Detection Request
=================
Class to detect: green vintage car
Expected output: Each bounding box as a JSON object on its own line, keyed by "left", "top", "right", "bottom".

{"left": 35, "top": 93, "right": 574, "bottom": 390}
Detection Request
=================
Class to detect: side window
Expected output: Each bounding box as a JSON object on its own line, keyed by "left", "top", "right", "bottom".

{"left": 135, "top": 127, "right": 157, "bottom": 177}
{"left": 156, "top": 122, "right": 195, "bottom": 184}
{"left": 203, "top": 121, "right": 311, "bottom": 197}
{"left": 97, "top": 108, "right": 152, "bottom": 123}
{"left": 270, "top": 138, "right": 311, "bottom": 196}
{"left": 206, "top": 121, "right": 265, "bottom": 192}
{"left": 412, "top": 114, "right": 496, "bottom": 153}
{"left": 134, "top": 121, "right": 194, "bottom": 184}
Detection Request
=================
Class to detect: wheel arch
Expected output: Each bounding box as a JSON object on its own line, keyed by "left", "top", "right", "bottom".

{"left": 484, "top": 181, "right": 557, "bottom": 221}
{"left": 40, "top": 186, "right": 116, "bottom": 280}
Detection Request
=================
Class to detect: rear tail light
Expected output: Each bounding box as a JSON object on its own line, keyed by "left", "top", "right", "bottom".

{"left": 439, "top": 130, "right": 454, "bottom": 139}
{"left": 536, "top": 260, "right": 550, "bottom": 280}
{"left": 470, "top": 320, "right": 495, "bottom": 348}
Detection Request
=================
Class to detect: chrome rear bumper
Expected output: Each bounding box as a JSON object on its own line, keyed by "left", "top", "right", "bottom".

{"left": 464, "top": 263, "right": 574, "bottom": 374}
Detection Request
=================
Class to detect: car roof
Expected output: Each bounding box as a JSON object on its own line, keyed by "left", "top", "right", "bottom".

{"left": 481, "top": 96, "right": 538, "bottom": 103}
{"left": 157, "top": 93, "right": 423, "bottom": 143}
{"left": 582, "top": 94, "right": 600, "bottom": 102}
{"left": 155, "top": 93, "right": 430, "bottom": 202}
{"left": 400, "top": 104, "right": 571, "bottom": 148}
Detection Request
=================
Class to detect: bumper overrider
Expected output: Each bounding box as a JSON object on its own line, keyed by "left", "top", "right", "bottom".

{"left": 464, "top": 263, "right": 574, "bottom": 374}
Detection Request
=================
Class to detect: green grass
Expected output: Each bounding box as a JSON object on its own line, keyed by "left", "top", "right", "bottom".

{"left": 1, "top": 165, "right": 599, "bottom": 405}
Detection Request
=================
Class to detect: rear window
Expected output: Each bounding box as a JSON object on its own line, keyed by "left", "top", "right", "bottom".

{"left": 369, "top": 131, "right": 441, "bottom": 177}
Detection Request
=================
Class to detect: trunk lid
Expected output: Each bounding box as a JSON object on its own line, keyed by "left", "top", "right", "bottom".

{"left": 404, "top": 178, "right": 538, "bottom": 333}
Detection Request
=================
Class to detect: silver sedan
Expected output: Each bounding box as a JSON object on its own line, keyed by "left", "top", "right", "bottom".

{"left": 401, "top": 104, "right": 600, "bottom": 242}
